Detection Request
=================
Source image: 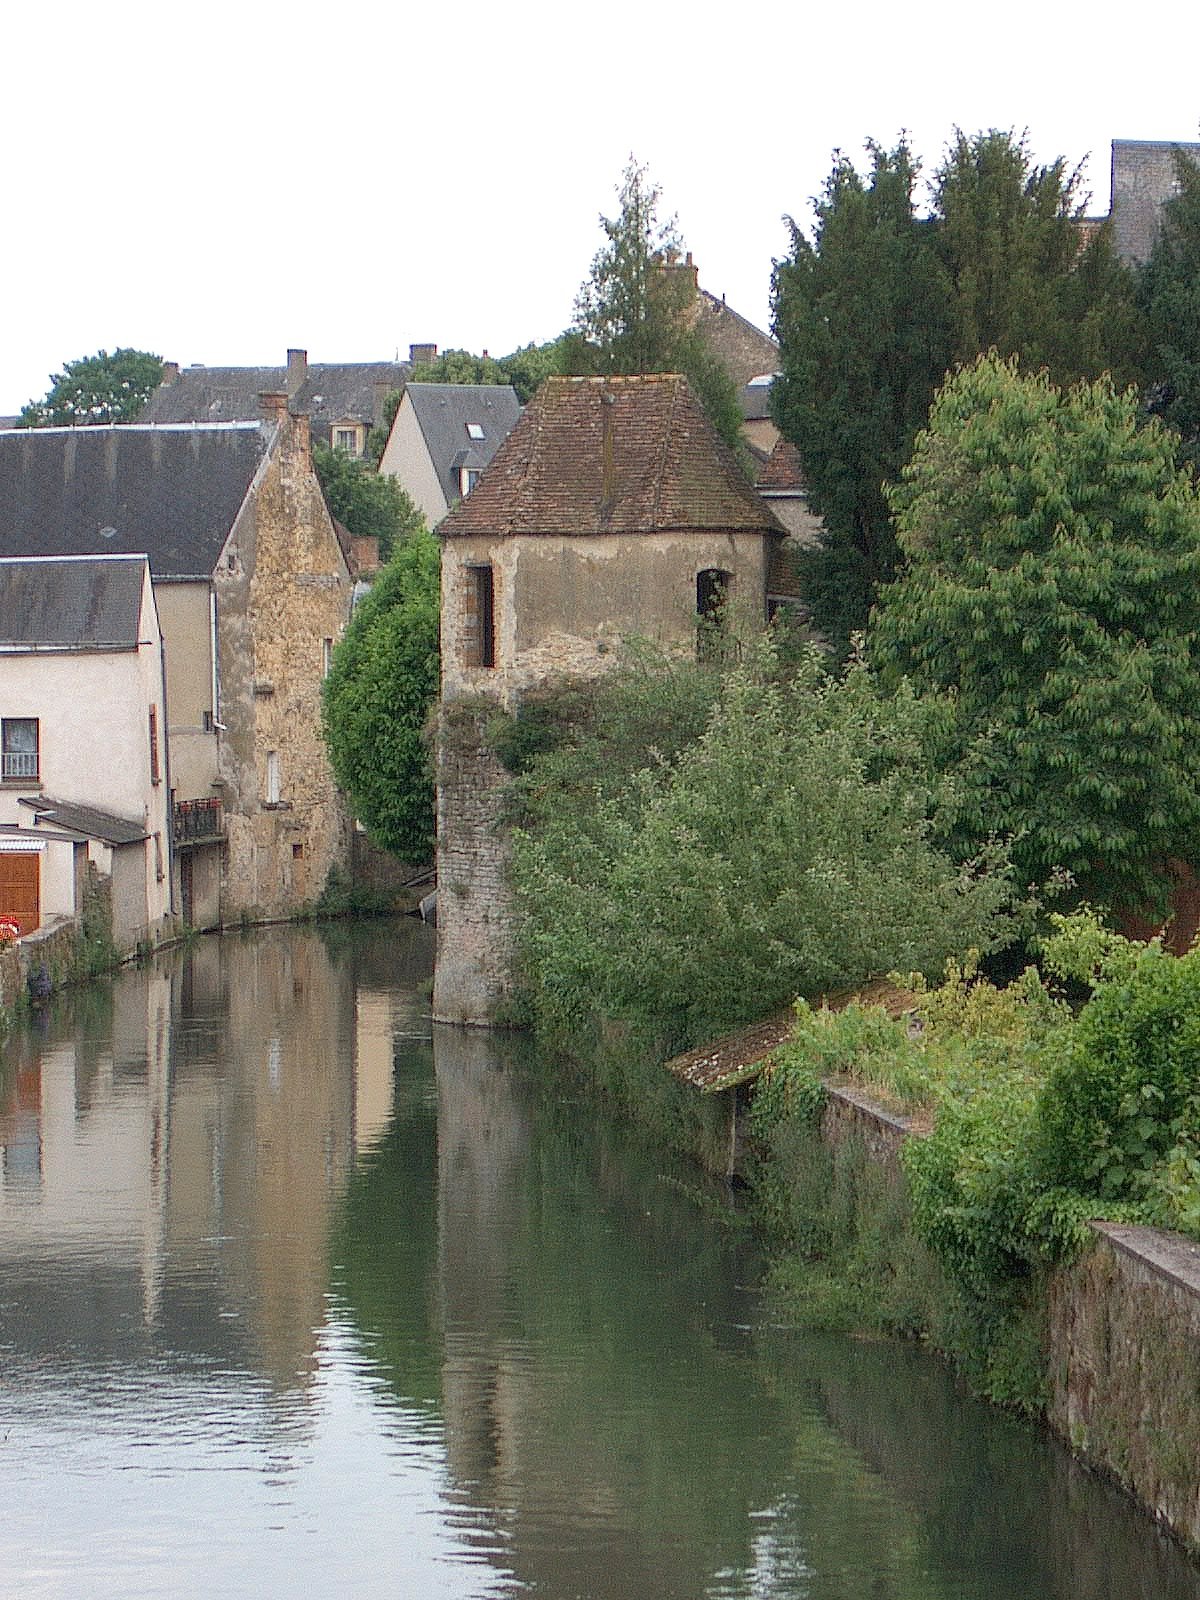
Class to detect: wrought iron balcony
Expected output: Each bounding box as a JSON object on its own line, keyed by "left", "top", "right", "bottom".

{"left": 172, "top": 797, "right": 224, "bottom": 843}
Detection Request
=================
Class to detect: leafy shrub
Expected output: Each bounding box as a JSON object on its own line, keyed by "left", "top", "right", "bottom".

{"left": 512, "top": 644, "right": 1023, "bottom": 1055}
{"left": 1037, "top": 939, "right": 1200, "bottom": 1209}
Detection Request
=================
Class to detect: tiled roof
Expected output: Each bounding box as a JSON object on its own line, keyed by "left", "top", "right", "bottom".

{"left": 0, "top": 554, "right": 147, "bottom": 648}
{"left": 145, "top": 359, "right": 409, "bottom": 432}
{"left": 0, "top": 423, "right": 268, "bottom": 577}
{"left": 439, "top": 375, "right": 783, "bottom": 539}
{"left": 403, "top": 383, "right": 522, "bottom": 508}
{"left": 756, "top": 438, "right": 807, "bottom": 493}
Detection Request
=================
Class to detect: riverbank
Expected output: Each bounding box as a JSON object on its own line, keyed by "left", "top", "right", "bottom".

{"left": 658, "top": 1000, "right": 1200, "bottom": 1562}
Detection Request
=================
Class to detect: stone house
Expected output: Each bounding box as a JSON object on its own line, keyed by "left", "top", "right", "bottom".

{"left": 0, "top": 405, "right": 353, "bottom": 928}
{"left": 144, "top": 347, "right": 422, "bottom": 458}
{"left": 376, "top": 382, "right": 522, "bottom": 527}
{"left": 0, "top": 554, "right": 174, "bottom": 952}
{"left": 432, "top": 373, "right": 785, "bottom": 1025}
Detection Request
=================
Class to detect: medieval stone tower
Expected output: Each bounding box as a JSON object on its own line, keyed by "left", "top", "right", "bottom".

{"left": 431, "top": 374, "right": 785, "bottom": 1026}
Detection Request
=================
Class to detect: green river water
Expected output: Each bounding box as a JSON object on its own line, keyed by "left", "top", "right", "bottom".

{"left": 0, "top": 921, "right": 1196, "bottom": 1599}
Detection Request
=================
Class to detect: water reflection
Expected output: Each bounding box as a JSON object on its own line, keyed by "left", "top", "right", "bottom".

{"left": 0, "top": 924, "right": 1197, "bottom": 1600}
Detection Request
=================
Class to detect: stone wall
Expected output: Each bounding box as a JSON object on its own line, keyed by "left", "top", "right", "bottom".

{"left": 1111, "top": 139, "right": 1200, "bottom": 265}
{"left": 816, "top": 1080, "right": 1200, "bottom": 1557}
{"left": 215, "top": 409, "right": 352, "bottom": 921}
{"left": 1048, "top": 1223, "right": 1200, "bottom": 1552}
{"left": 431, "top": 705, "right": 519, "bottom": 1025}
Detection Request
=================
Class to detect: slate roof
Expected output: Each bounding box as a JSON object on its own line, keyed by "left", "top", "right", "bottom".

{"left": 0, "top": 554, "right": 147, "bottom": 649}
{"left": 0, "top": 423, "right": 268, "bottom": 578}
{"left": 144, "top": 359, "right": 409, "bottom": 433}
{"left": 19, "top": 796, "right": 149, "bottom": 845}
{"left": 439, "top": 375, "right": 783, "bottom": 540}
{"left": 403, "top": 383, "right": 522, "bottom": 507}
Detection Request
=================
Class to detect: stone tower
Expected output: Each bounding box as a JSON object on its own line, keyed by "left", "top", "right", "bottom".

{"left": 431, "top": 374, "right": 784, "bottom": 1026}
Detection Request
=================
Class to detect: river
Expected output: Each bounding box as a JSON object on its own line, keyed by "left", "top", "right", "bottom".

{"left": 0, "top": 922, "right": 1197, "bottom": 1599}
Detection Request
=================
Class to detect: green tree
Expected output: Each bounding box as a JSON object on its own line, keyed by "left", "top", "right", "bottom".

{"left": 933, "top": 129, "right": 1141, "bottom": 385}
{"left": 869, "top": 354, "right": 1200, "bottom": 912}
{"left": 313, "top": 441, "right": 424, "bottom": 560}
{"left": 1138, "top": 146, "right": 1200, "bottom": 457}
{"left": 567, "top": 157, "right": 747, "bottom": 458}
{"left": 773, "top": 131, "right": 1144, "bottom": 654}
{"left": 321, "top": 526, "right": 440, "bottom": 861}
{"left": 17, "top": 347, "right": 164, "bottom": 426}
{"left": 771, "top": 140, "right": 954, "bottom": 654}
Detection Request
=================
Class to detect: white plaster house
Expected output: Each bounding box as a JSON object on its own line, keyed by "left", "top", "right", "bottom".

{"left": 377, "top": 383, "right": 522, "bottom": 527}
{"left": 0, "top": 554, "right": 173, "bottom": 952}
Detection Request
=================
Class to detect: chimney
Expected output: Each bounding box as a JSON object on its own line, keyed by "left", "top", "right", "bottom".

{"left": 161, "top": 361, "right": 180, "bottom": 385}
{"left": 373, "top": 379, "right": 393, "bottom": 426}
{"left": 286, "top": 348, "right": 307, "bottom": 395}
{"left": 259, "top": 391, "right": 289, "bottom": 424}
{"left": 409, "top": 343, "right": 437, "bottom": 366}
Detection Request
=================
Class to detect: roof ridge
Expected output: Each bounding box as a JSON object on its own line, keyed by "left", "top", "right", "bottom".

{"left": 651, "top": 375, "right": 683, "bottom": 527}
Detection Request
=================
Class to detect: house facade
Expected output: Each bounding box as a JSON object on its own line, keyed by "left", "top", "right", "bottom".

{"left": 377, "top": 383, "right": 522, "bottom": 527}
{"left": 433, "top": 374, "right": 785, "bottom": 1025}
{"left": 0, "top": 554, "right": 173, "bottom": 952}
{"left": 0, "top": 404, "right": 353, "bottom": 928}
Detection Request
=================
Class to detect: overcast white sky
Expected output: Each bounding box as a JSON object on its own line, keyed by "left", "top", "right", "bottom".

{"left": 2, "top": 0, "right": 1198, "bottom": 415}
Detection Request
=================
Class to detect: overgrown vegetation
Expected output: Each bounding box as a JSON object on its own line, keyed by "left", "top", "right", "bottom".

{"left": 509, "top": 640, "right": 1024, "bottom": 1061}
{"left": 749, "top": 911, "right": 1200, "bottom": 1412}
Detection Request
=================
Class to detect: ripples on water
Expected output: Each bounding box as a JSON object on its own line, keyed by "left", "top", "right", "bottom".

{"left": 0, "top": 922, "right": 1197, "bottom": 1600}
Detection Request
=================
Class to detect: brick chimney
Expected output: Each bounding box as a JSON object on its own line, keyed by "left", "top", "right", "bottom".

{"left": 160, "top": 361, "right": 180, "bottom": 385}
{"left": 409, "top": 343, "right": 437, "bottom": 365}
{"left": 286, "top": 348, "right": 307, "bottom": 396}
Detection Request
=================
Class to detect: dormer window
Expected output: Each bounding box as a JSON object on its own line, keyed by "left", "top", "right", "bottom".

{"left": 332, "top": 424, "right": 364, "bottom": 457}
{"left": 466, "top": 422, "right": 485, "bottom": 441}
{"left": 460, "top": 466, "right": 481, "bottom": 498}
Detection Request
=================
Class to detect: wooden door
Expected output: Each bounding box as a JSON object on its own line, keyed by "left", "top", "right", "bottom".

{"left": 0, "top": 853, "right": 39, "bottom": 934}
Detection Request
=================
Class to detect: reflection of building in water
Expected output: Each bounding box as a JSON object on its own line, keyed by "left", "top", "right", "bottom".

{"left": 434, "top": 1024, "right": 534, "bottom": 1493}
{"left": 354, "top": 991, "right": 398, "bottom": 1155}
{"left": 0, "top": 931, "right": 358, "bottom": 1393}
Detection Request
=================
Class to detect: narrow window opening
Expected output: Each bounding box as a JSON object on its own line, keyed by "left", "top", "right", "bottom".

{"left": 266, "top": 751, "right": 281, "bottom": 806}
{"left": 697, "top": 569, "right": 732, "bottom": 658}
{"left": 463, "top": 564, "right": 496, "bottom": 669}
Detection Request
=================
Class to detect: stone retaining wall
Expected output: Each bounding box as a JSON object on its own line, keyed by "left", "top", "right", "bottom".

{"left": 820, "top": 1080, "right": 1200, "bottom": 1557}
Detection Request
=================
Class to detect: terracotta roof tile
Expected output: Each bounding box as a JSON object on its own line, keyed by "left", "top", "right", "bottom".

{"left": 439, "top": 375, "right": 783, "bottom": 539}
{"left": 756, "top": 437, "right": 807, "bottom": 492}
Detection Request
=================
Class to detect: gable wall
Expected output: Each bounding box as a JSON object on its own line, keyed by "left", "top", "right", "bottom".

{"left": 378, "top": 395, "right": 449, "bottom": 526}
{"left": 214, "top": 415, "right": 352, "bottom": 919}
